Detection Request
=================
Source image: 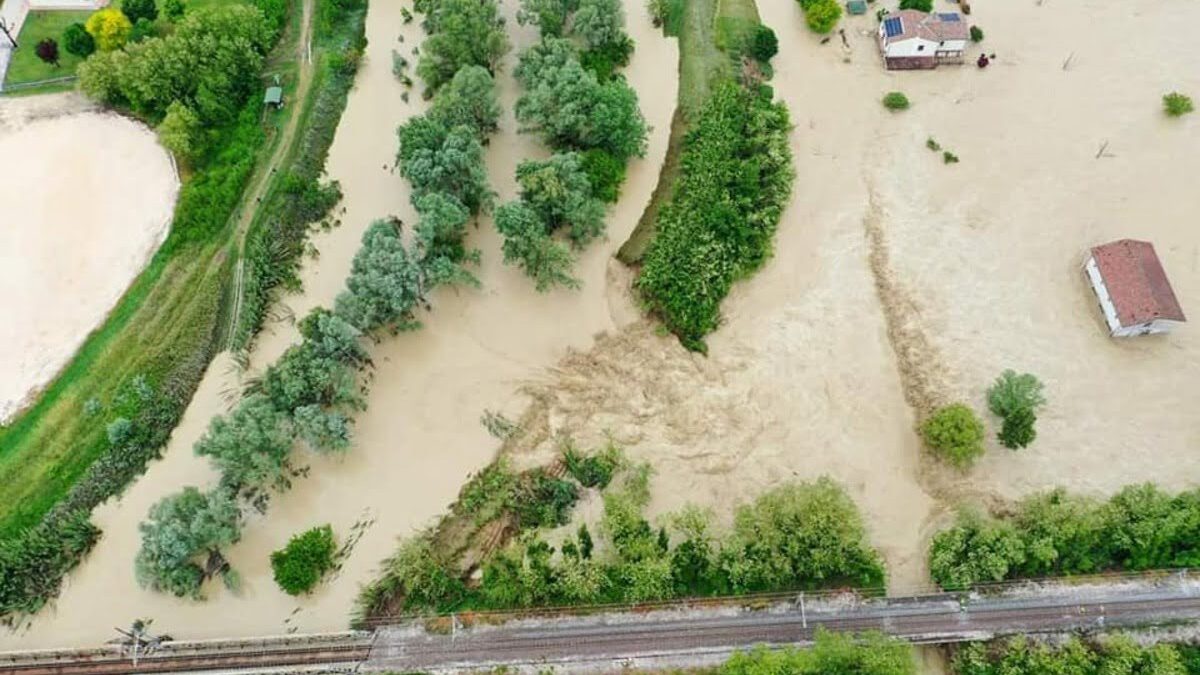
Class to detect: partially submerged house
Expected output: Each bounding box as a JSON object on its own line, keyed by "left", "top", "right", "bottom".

{"left": 877, "top": 10, "right": 968, "bottom": 69}
{"left": 1084, "top": 239, "right": 1186, "bottom": 337}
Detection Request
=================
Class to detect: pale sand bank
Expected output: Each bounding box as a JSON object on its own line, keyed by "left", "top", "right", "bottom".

{"left": 0, "top": 94, "right": 179, "bottom": 423}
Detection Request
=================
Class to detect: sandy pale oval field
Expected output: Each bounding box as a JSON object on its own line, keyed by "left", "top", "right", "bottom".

{"left": 0, "top": 97, "right": 179, "bottom": 423}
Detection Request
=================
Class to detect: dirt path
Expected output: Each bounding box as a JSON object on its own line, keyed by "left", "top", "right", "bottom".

{"left": 227, "top": 0, "right": 316, "bottom": 346}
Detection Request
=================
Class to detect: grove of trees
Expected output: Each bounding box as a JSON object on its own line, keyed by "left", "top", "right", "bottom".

{"left": 361, "top": 463, "right": 886, "bottom": 615}
{"left": 496, "top": 5, "right": 646, "bottom": 291}
{"left": 136, "top": 0, "right": 497, "bottom": 598}
{"left": 929, "top": 484, "right": 1200, "bottom": 589}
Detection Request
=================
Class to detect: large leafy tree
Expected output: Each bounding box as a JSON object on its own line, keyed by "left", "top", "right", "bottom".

{"left": 515, "top": 153, "right": 605, "bottom": 246}
{"left": 416, "top": 0, "right": 510, "bottom": 92}
{"left": 135, "top": 487, "right": 242, "bottom": 597}
{"left": 572, "top": 0, "right": 624, "bottom": 48}
{"left": 397, "top": 117, "right": 493, "bottom": 214}
{"left": 335, "top": 220, "right": 427, "bottom": 333}
{"left": 494, "top": 201, "right": 579, "bottom": 292}
{"left": 193, "top": 394, "right": 295, "bottom": 493}
{"left": 428, "top": 65, "right": 502, "bottom": 137}
{"left": 156, "top": 101, "right": 203, "bottom": 161}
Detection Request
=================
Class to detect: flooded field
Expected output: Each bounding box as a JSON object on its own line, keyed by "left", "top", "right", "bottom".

{"left": 0, "top": 0, "right": 676, "bottom": 648}
{"left": 4, "top": 0, "right": 1198, "bottom": 666}
{"left": 0, "top": 94, "right": 178, "bottom": 423}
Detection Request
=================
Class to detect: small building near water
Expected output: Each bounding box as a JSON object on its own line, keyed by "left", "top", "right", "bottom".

{"left": 264, "top": 85, "right": 284, "bottom": 109}
{"left": 1084, "top": 239, "right": 1186, "bottom": 337}
{"left": 877, "top": 10, "right": 968, "bottom": 69}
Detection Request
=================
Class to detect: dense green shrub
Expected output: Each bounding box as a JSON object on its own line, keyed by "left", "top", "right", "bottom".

{"left": 723, "top": 631, "right": 914, "bottom": 675}
{"left": 562, "top": 443, "right": 623, "bottom": 488}
{"left": 578, "top": 148, "right": 626, "bottom": 202}
{"left": 636, "top": 82, "right": 794, "bottom": 351}
{"left": 997, "top": 407, "right": 1036, "bottom": 449}
{"left": 882, "top": 91, "right": 910, "bottom": 111}
{"left": 271, "top": 524, "right": 337, "bottom": 595}
{"left": 929, "top": 484, "right": 1200, "bottom": 588}
{"left": 797, "top": 0, "right": 841, "bottom": 33}
{"left": 954, "top": 637, "right": 1189, "bottom": 675}
{"left": 969, "top": 25, "right": 983, "bottom": 42}
{"left": 1163, "top": 92, "right": 1194, "bottom": 117}
{"left": 750, "top": 25, "right": 778, "bottom": 63}
{"left": 579, "top": 35, "right": 633, "bottom": 82}
{"left": 898, "top": 0, "right": 932, "bottom": 11}
{"left": 62, "top": 22, "right": 95, "bottom": 57}
{"left": 921, "top": 404, "right": 985, "bottom": 467}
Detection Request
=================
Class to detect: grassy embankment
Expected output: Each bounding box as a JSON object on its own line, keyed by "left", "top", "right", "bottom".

{"left": 615, "top": 0, "right": 750, "bottom": 263}
{"left": 0, "top": 0, "right": 366, "bottom": 619}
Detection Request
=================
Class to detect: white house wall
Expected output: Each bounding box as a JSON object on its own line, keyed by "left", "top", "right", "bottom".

{"left": 885, "top": 38, "right": 941, "bottom": 57}
{"left": 1084, "top": 256, "right": 1122, "bottom": 335}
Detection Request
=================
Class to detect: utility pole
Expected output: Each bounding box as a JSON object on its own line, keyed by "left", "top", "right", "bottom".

{"left": 0, "top": 18, "right": 17, "bottom": 49}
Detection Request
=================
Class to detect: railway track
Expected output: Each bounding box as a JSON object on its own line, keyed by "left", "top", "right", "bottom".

{"left": 0, "top": 633, "right": 373, "bottom": 675}
{"left": 5, "top": 576, "right": 1200, "bottom": 674}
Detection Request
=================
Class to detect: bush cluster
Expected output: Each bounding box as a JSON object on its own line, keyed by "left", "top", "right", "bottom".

{"left": 636, "top": 81, "right": 794, "bottom": 351}
{"left": 136, "top": 0, "right": 500, "bottom": 599}
{"left": 1163, "top": 91, "right": 1194, "bottom": 117}
{"left": 954, "top": 636, "right": 1192, "bottom": 675}
{"left": 797, "top": 0, "right": 842, "bottom": 33}
{"left": 271, "top": 524, "right": 337, "bottom": 595}
{"left": 723, "top": 631, "right": 914, "bottom": 675}
{"left": 921, "top": 403, "right": 985, "bottom": 467}
{"left": 364, "top": 471, "right": 885, "bottom": 615}
{"left": 882, "top": 91, "right": 910, "bottom": 111}
{"left": 496, "top": 8, "right": 647, "bottom": 291}
{"left": 929, "top": 484, "right": 1200, "bottom": 589}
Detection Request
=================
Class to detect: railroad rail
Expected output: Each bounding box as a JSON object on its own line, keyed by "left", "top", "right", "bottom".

{"left": 5, "top": 573, "right": 1200, "bottom": 674}
{"left": 0, "top": 632, "right": 372, "bottom": 675}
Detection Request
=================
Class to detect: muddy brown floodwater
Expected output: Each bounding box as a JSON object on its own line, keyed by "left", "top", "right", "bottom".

{"left": 0, "top": 0, "right": 676, "bottom": 649}
{"left": 0, "top": 94, "right": 179, "bottom": 424}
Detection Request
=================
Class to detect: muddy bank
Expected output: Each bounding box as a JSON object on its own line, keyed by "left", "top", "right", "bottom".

{"left": 0, "top": 95, "right": 178, "bottom": 423}
{"left": 0, "top": 0, "right": 676, "bottom": 648}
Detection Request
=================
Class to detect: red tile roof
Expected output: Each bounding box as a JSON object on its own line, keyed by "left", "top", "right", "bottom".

{"left": 1091, "top": 239, "right": 1186, "bottom": 326}
{"left": 889, "top": 10, "right": 969, "bottom": 43}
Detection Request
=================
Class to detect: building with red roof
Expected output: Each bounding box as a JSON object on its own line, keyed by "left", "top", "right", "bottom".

{"left": 877, "top": 10, "right": 969, "bottom": 70}
{"left": 1084, "top": 239, "right": 1186, "bottom": 337}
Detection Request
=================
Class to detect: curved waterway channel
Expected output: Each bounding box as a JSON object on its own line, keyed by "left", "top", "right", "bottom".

{"left": 0, "top": 0, "right": 677, "bottom": 648}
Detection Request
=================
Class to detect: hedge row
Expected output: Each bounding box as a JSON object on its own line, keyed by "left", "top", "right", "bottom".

{"left": 930, "top": 484, "right": 1200, "bottom": 589}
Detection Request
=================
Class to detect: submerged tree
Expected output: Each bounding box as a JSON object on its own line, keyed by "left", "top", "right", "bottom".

{"left": 494, "top": 201, "right": 580, "bottom": 292}
{"left": 135, "top": 487, "right": 242, "bottom": 597}
{"left": 515, "top": 153, "right": 606, "bottom": 246}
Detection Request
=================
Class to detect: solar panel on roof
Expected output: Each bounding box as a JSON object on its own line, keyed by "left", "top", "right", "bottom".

{"left": 937, "top": 12, "right": 960, "bottom": 21}
{"left": 883, "top": 17, "right": 903, "bottom": 37}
